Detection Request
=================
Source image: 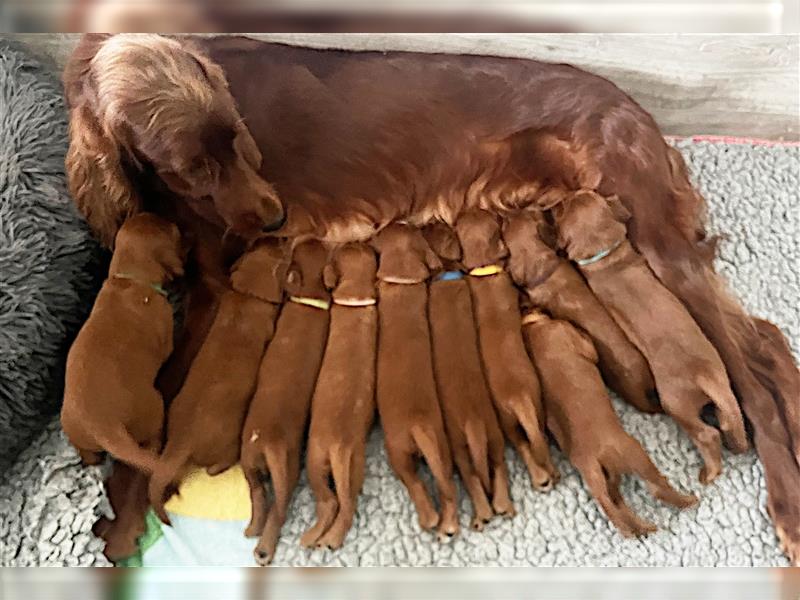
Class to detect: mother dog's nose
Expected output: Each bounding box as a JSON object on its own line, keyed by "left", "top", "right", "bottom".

{"left": 262, "top": 209, "right": 286, "bottom": 233}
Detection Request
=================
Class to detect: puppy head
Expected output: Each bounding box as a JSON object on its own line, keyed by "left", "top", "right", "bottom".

{"left": 502, "top": 210, "right": 559, "bottom": 287}
{"left": 112, "top": 212, "right": 184, "bottom": 281}
{"left": 284, "top": 239, "right": 330, "bottom": 299}
{"left": 229, "top": 237, "right": 288, "bottom": 303}
{"left": 454, "top": 209, "right": 508, "bottom": 270}
{"left": 372, "top": 223, "right": 441, "bottom": 283}
{"left": 551, "top": 191, "right": 629, "bottom": 261}
{"left": 421, "top": 222, "right": 463, "bottom": 272}
{"left": 324, "top": 243, "right": 377, "bottom": 302}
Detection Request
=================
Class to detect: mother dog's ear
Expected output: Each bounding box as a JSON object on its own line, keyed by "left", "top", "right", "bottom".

{"left": 66, "top": 103, "right": 142, "bottom": 249}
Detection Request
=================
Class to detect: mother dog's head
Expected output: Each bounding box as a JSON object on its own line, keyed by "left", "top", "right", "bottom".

{"left": 64, "top": 34, "right": 284, "bottom": 248}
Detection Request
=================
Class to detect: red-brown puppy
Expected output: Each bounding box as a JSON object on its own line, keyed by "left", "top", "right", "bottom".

{"left": 241, "top": 239, "right": 331, "bottom": 565}
{"left": 503, "top": 210, "right": 659, "bottom": 413}
{"left": 423, "top": 222, "right": 515, "bottom": 529}
{"left": 148, "top": 238, "right": 288, "bottom": 523}
{"left": 552, "top": 191, "right": 748, "bottom": 483}
{"left": 372, "top": 223, "right": 459, "bottom": 541}
{"left": 62, "top": 212, "right": 183, "bottom": 474}
{"left": 301, "top": 242, "right": 378, "bottom": 550}
{"left": 455, "top": 208, "right": 557, "bottom": 491}
{"left": 521, "top": 308, "right": 697, "bottom": 536}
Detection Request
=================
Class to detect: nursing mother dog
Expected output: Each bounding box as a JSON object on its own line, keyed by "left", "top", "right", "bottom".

{"left": 64, "top": 34, "right": 800, "bottom": 563}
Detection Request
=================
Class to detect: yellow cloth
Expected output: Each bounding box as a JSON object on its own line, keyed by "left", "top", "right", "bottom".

{"left": 469, "top": 264, "right": 504, "bottom": 277}
{"left": 163, "top": 465, "right": 251, "bottom": 521}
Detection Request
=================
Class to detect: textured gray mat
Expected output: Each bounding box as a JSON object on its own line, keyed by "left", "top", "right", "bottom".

{"left": 0, "top": 140, "right": 797, "bottom": 566}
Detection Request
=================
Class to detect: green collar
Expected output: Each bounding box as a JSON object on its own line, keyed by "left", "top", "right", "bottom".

{"left": 113, "top": 273, "right": 169, "bottom": 297}
{"left": 576, "top": 240, "right": 623, "bottom": 266}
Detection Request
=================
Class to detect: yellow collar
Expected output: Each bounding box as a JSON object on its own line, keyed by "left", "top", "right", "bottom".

{"left": 522, "top": 310, "right": 549, "bottom": 326}
{"left": 333, "top": 298, "right": 377, "bottom": 307}
{"left": 289, "top": 296, "right": 331, "bottom": 311}
{"left": 469, "top": 264, "right": 504, "bottom": 277}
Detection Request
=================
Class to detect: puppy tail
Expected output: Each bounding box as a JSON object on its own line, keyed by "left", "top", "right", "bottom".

{"left": 93, "top": 425, "right": 159, "bottom": 476}
{"left": 464, "top": 420, "right": 491, "bottom": 492}
{"left": 148, "top": 448, "right": 191, "bottom": 526}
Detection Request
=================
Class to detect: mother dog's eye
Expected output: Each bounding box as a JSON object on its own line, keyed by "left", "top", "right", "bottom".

{"left": 187, "top": 159, "right": 220, "bottom": 188}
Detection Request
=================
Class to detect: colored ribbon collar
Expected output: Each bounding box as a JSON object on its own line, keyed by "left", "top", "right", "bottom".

{"left": 380, "top": 276, "right": 426, "bottom": 285}
{"left": 468, "top": 264, "right": 504, "bottom": 277}
{"left": 434, "top": 270, "right": 465, "bottom": 282}
{"left": 289, "top": 296, "right": 331, "bottom": 310}
{"left": 576, "top": 239, "right": 623, "bottom": 266}
{"left": 113, "top": 273, "right": 168, "bottom": 297}
{"left": 521, "top": 310, "right": 549, "bottom": 326}
{"left": 333, "top": 297, "right": 377, "bottom": 307}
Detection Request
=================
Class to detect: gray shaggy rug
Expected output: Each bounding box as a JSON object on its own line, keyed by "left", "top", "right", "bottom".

{"left": 0, "top": 40, "right": 99, "bottom": 473}
{"left": 1, "top": 139, "right": 796, "bottom": 566}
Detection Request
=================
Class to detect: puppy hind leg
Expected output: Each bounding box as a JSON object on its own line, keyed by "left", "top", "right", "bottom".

{"left": 79, "top": 448, "right": 104, "bottom": 466}
{"left": 675, "top": 410, "right": 723, "bottom": 485}
{"left": 300, "top": 445, "right": 339, "bottom": 548}
{"left": 386, "top": 444, "right": 440, "bottom": 532}
{"left": 207, "top": 460, "right": 237, "bottom": 477}
{"left": 583, "top": 465, "right": 655, "bottom": 538}
{"left": 487, "top": 435, "right": 515, "bottom": 517}
{"left": 452, "top": 444, "right": 493, "bottom": 531}
{"left": 604, "top": 470, "right": 658, "bottom": 536}
{"left": 696, "top": 376, "right": 748, "bottom": 455}
{"left": 625, "top": 441, "right": 697, "bottom": 509}
{"left": 254, "top": 446, "right": 300, "bottom": 566}
{"left": 317, "top": 446, "right": 361, "bottom": 549}
{"left": 411, "top": 424, "right": 460, "bottom": 540}
{"left": 510, "top": 401, "right": 558, "bottom": 490}
{"left": 244, "top": 468, "right": 269, "bottom": 538}
{"left": 499, "top": 413, "right": 550, "bottom": 492}
{"left": 463, "top": 420, "right": 491, "bottom": 491}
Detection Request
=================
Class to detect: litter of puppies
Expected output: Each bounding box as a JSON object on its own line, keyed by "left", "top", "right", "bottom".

{"left": 64, "top": 200, "right": 748, "bottom": 564}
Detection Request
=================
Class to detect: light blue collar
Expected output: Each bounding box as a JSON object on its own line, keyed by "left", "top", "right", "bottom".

{"left": 576, "top": 240, "right": 623, "bottom": 266}
{"left": 435, "top": 270, "right": 465, "bottom": 282}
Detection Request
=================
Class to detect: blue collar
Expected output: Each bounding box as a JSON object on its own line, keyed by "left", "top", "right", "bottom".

{"left": 435, "top": 270, "right": 465, "bottom": 282}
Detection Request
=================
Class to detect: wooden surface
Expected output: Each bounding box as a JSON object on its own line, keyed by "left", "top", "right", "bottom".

{"left": 5, "top": 33, "right": 799, "bottom": 140}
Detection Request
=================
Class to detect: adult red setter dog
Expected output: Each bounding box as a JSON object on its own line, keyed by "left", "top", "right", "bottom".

{"left": 64, "top": 33, "right": 800, "bottom": 562}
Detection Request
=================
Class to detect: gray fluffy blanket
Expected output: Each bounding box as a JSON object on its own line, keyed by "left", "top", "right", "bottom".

{"left": 0, "top": 40, "right": 99, "bottom": 473}
{"left": 1, "top": 139, "right": 797, "bottom": 566}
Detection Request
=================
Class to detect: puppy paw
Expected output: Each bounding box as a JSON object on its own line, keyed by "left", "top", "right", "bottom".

{"left": 253, "top": 547, "right": 274, "bottom": 566}
{"left": 491, "top": 495, "right": 516, "bottom": 519}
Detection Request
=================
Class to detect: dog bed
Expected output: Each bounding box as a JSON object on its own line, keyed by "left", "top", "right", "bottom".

{"left": 0, "top": 40, "right": 100, "bottom": 474}
{"left": 1, "top": 128, "right": 796, "bottom": 563}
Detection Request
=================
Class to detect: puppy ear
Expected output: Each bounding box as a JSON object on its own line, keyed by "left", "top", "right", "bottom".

{"left": 506, "top": 249, "right": 528, "bottom": 287}
{"left": 66, "top": 104, "right": 142, "bottom": 248}
{"left": 489, "top": 227, "right": 509, "bottom": 261}
{"left": 606, "top": 194, "right": 631, "bottom": 224}
{"left": 422, "top": 223, "right": 461, "bottom": 262}
{"left": 424, "top": 244, "right": 443, "bottom": 273}
{"left": 284, "top": 266, "right": 303, "bottom": 295}
{"left": 323, "top": 263, "right": 339, "bottom": 291}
